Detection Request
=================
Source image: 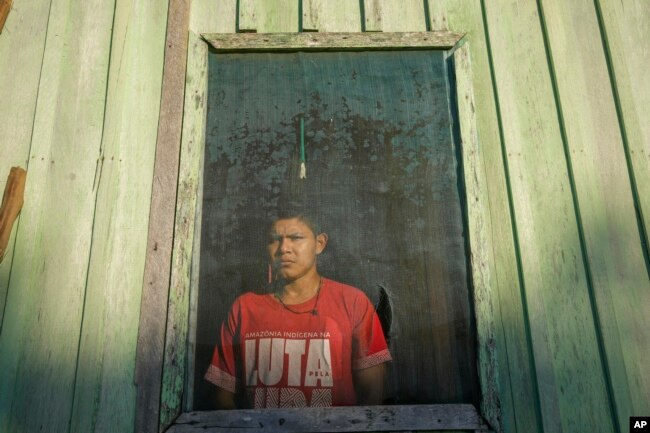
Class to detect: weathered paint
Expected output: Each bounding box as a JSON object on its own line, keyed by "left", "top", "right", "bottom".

{"left": 190, "top": 0, "right": 236, "bottom": 34}
{"left": 0, "top": 0, "right": 52, "bottom": 328}
{"left": 539, "top": 0, "right": 650, "bottom": 429}
{"left": 377, "top": 0, "right": 427, "bottom": 32}
{"left": 484, "top": 0, "right": 616, "bottom": 431}
{"left": 302, "top": 0, "right": 362, "bottom": 32}
{"left": 202, "top": 31, "right": 463, "bottom": 52}
{"left": 159, "top": 30, "right": 209, "bottom": 431}
{"left": 595, "top": 0, "right": 650, "bottom": 269}
{"left": 0, "top": 0, "right": 648, "bottom": 431}
{"left": 0, "top": 0, "right": 114, "bottom": 432}
{"left": 239, "top": 0, "right": 299, "bottom": 33}
{"left": 69, "top": 0, "right": 169, "bottom": 431}
{"left": 432, "top": 2, "right": 540, "bottom": 432}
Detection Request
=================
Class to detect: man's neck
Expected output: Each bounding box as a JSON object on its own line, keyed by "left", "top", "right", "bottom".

{"left": 277, "top": 271, "right": 321, "bottom": 304}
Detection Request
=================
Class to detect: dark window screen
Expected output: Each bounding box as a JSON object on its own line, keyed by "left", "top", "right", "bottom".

{"left": 195, "top": 50, "right": 479, "bottom": 408}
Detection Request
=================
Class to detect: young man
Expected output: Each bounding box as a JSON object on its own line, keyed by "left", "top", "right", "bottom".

{"left": 205, "top": 212, "right": 392, "bottom": 408}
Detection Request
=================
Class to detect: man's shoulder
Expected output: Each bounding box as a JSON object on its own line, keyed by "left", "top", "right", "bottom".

{"left": 232, "top": 291, "right": 270, "bottom": 308}
{"left": 322, "top": 278, "right": 366, "bottom": 299}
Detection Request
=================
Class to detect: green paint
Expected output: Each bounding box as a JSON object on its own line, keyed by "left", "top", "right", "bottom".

{"left": 540, "top": 0, "right": 650, "bottom": 428}
{"left": 0, "top": 0, "right": 115, "bottom": 431}
{"left": 0, "top": 0, "right": 53, "bottom": 330}
{"left": 160, "top": 31, "right": 208, "bottom": 431}
{"left": 69, "top": 0, "right": 169, "bottom": 432}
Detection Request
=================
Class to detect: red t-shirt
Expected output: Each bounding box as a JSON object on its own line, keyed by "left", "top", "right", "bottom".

{"left": 205, "top": 278, "right": 391, "bottom": 408}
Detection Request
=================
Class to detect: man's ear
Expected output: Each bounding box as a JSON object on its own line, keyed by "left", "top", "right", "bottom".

{"left": 315, "top": 233, "right": 328, "bottom": 254}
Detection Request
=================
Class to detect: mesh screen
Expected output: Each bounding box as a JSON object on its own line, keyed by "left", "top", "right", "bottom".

{"left": 195, "top": 50, "right": 479, "bottom": 408}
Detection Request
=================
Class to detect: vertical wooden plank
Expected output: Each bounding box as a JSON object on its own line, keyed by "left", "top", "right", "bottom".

{"left": 159, "top": 30, "right": 209, "bottom": 431}
{"left": 238, "top": 0, "right": 257, "bottom": 32}
{"left": 451, "top": 42, "right": 500, "bottom": 431}
{"left": 302, "top": 0, "right": 318, "bottom": 31}
{"left": 596, "top": 0, "right": 650, "bottom": 272}
{"left": 433, "top": 2, "right": 540, "bottom": 432}
{"left": 0, "top": 0, "right": 114, "bottom": 431}
{"left": 190, "top": 0, "right": 237, "bottom": 34}
{"left": 483, "top": 0, "right": 616, "bottom": 432}
{"left": 238, "top": 0, "right": 298, "bottom": 33}
{"left": 0, "top": 0, "right": 52, "bottom": 328}
{"left": 362, "top": 0, "right": 382, "bottom": 31}
{"left": 539, "top": 0, "right": 650, "bottom": 428}
{"left": 185, "top": 165, "right": 204, "bottom": 412}
{"left": 68, "top": 0, "right": 169, "bottom": 432}
{"left": 302, "top": 0, "right": 362, "bottom": 32}
{"left": 134, "top": 0, "right": 190, "bottom": 431}
{"left": 378, "top": 0, "right": 427, "bottom": 32}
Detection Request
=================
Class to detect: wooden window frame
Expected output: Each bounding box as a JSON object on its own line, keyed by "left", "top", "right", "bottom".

{"left": 136, "top": 27, "right": 499, "bottom": 433}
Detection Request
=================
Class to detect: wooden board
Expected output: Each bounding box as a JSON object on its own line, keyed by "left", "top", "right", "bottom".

{"left": 190, "top": 0, "right": 236, "bottom": 34}
{"left": 159, "top": 30, "right": 210, "bottom": 431}
{"left": 0, "top": 0, "right": 52, "bottom": 329}
{"left": 449, "top": 39, "right": 503, "bottom": 433}
{"left": 483, "top": 1, "right": 615, "bottom": 432}
{"left": 302, "top": 0, "right": 362, "bottom": 32}
{"left": 202, "top": 31, "right": 464, "bottom": 52}
{"left": 361, "top": 0, "right": 382, "bottom": 32}
{"left": 433, "top": 1, "right": 541, "bottom": 432}
{"left": 596, "top": 0, "right": 650, "bottom": 281}
{"left": 134, "top": 0, "right": 190, "bottom": 431}
{"left": 67, "top": 0, "right": 169, "bottom": 432}
{"left": 0, "top": 0, "right": 114, "bottom": 431}
{"left": 539, "top": 0, "right": 650, "bottom": 428}
{"left": 238, "top": 0, "right": 299, "bottom": 33}
{"left": 168, "top": 404, "right": 488, "bottom": 432}
{"left": 377, "top": 0, "right": 427, "bottom": 32}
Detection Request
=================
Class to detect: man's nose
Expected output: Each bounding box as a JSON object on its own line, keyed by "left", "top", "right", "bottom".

{"left": 278, "top": 237, "right": 290, "bottom": 253}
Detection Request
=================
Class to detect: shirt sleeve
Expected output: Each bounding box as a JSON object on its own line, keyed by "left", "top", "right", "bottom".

{"left": 204, "top": 300, "right": 240, "bottom": 393}
{"left": 351, "top": 292, "right": 392, "bottom": 370}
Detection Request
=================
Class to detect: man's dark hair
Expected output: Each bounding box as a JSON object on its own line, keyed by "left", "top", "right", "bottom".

{"left": 270, "top": 204, "right": 322, "bottom": 236}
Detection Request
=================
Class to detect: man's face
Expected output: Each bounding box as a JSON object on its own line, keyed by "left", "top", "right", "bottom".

{"left": 267, "top": 218, "right": 327, "bottom": 282}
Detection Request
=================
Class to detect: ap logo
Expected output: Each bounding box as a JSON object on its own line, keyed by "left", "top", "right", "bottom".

{"left": 631, "top": 417, "right": 650, "bottom": 431}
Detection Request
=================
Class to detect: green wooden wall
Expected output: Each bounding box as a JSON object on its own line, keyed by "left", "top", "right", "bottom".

{"left": 1, "top": 0, "right": 648, "bottom": 432}
{"left": 0, "top": 0, "right": 168, "bottom": 432}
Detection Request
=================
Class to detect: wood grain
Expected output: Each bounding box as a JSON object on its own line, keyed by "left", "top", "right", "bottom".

{"left": 377, "top": 0, "right": 427, "bottom": 32}
{"left": 302, "top": 0, "right": 362, "bottom": 32}
{"left": 190, "top": 0, "right": 236, "bottom": 34}
{"left": 483, "top": 0, "right": 615, "bottom": 431}
{"left": 539, "top": 0, "right": 650, "bottom": 428}
{"left": 596, "top": 0, "right": 650, "bottom": 276}
{"left": 159, "top": 30, "right": 210, "bottom": 431}
{"left": 362, "top": 0, "right": 382, "bottom": 31}
{"left": 168, "top": 404, "right": 488, "bottom": 432}
{"left": 238, "top": 0, "right": 299, "bottom": 33}
{"left": 203, "top": 31, "right": 463, "bottom": 51}
{"left": 68, "top": 0, "right": 169, "bottom": 431}
{"left": 134, "top": 0, "right": 190, "bottom": 432}
{"left": 0, "top": 0, "right": 52, "bottom": 329}
{"left": 450, "top": 41, "right": 502, "bottom": 433}
{"left": 0, "top": 0, "right": 114, "bottom": 431}
{"left": 433, "top": 1, "right": 541, "bottom": 432}
{"left": 0, "top": 167, "right": 25, "bottom": 263}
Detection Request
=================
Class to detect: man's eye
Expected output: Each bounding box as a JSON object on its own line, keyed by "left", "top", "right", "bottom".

{"left": 289, "top": 235, "right": 303, "bottom": 240}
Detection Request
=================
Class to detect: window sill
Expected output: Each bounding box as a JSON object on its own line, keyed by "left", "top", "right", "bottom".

{"left": 167, "top": 404, "right": 490, "bottom": 432}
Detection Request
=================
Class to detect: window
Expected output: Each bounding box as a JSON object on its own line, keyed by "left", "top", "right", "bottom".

{"left": 145, "top": 32, "right": 496, "bottom": 432}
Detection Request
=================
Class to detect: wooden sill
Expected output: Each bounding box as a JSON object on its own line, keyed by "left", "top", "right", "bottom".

{"left": 167, "top": 404, "right": 490, "bottom": 432}
{"left": 201, "top": 31, "right": 465, "bottom": 52}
